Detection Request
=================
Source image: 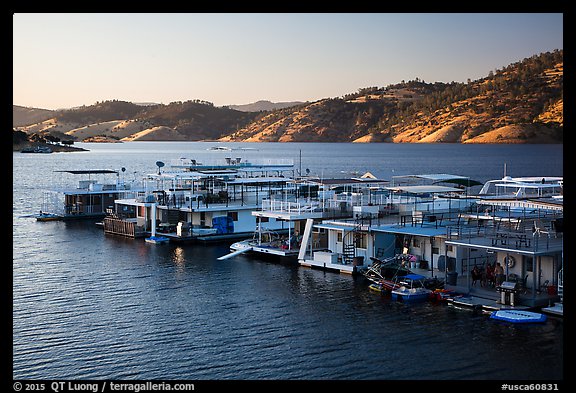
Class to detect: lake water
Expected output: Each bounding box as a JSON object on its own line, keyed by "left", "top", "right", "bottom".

{"left": 12, "top": 142, "right": 564, "bottom": 381}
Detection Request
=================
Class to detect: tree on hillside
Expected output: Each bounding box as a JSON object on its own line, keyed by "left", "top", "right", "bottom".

{"left": 13, "top": 129, "right": 28, "bottom": 145}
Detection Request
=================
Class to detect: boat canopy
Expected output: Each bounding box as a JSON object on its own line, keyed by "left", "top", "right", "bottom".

{"left": 394, "top": 173, "right": 470, "bottom": 181}
{"left": 404, "top": 274, "right": 426, "bottom": 281}
{"left": 54, "top": 170, "right": 118, "bottom": 174}
{"left": 386, "top": 185, "right": 464, "bottom": 194}
{"left": 434, "top": 178, "right": 483, "bottom": 187}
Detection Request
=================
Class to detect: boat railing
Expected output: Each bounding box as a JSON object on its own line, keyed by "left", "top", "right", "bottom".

{"left": 261, "top": 199, "right": 323, "bottom": 214}
{"left": 321, "top": 218, "right": 371, "bottom": 232}
{"left": 330, "top": 193, "right": 394, "bottom": 207}
{"left": 446, "top": 220, "right": 562, "bottom": 252}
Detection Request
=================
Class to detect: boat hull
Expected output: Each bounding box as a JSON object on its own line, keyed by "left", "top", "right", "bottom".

{"left": 391, "top": 289, "right": 431, "bottom": 302}
{"left": 368, "top": 283, "right": 386, "bottom": 293}
{"left": 35, "top": 213, "right": 61, "bottom": 221}
{"left": 145, "top": 235, "right": 170, "bottom": 244}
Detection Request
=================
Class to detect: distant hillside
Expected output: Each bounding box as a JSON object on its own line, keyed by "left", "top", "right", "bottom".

{"left": 14, "top": 49, "right": 562, "bottom": 144}
{"left": 228, "top": 100, "right": 305, "bottom": 112}
{"left": 15, "top": 100, "right": 260, "bottom": 142}
{"left": 220, "top": 50, "right": 563, "bottom": 144}
{"left": 13, "top": 105, "right": 55, "bottom": 127}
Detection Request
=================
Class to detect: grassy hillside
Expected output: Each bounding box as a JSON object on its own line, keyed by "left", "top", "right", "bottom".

{"left": 13, "top": 105, "right": 55, "bottom": 127}
{"left": 221, "top": 50, "right": 563, "bottom": 143}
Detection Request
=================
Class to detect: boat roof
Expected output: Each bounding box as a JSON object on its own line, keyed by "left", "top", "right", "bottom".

{"left": 393, "top": 173, "right": 470, "bottom": 182}
{"left": 298, "top": 178, "right": 389, "bottom": 186}
{"left": 508, "top": 176, "right": 562, "bottom": 182}
{"left": 386, "top": 185, "right": 464, "bottom": 194}
{"left": 492, "top": 182, "right": 561, "bottom": 189}
{"left": 391, "top": 174, "right": 483, "bottom": 187}
{"left": 55, "top": 170, "right": 118, "bottom": 174}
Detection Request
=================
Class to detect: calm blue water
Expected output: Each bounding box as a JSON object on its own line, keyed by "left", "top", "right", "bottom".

{"left": 12, "top": 142, "right": 564, "bottom": 380}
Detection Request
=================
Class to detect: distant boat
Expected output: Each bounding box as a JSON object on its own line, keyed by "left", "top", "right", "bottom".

{"left": 35, "top": 212, "right": 61, "bottom": 221}
{"left": 207, "top": 146, "right": 232, "bottom": 151}
{"left": 21, "top": 145, "right": 52, "bottom": 153}
{"left": 490, "top": 309, "right": 547, "bottom": 324}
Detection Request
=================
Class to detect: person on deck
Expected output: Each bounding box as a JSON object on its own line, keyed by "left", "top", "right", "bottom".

{"left": 471, "top": 265, "right": 481, "bottom": 286}
{"left": 484, "top": 263, "right": 495, "bottom": 287}
{"left": 494, "top": 262, "right": 505, "bottom": 286}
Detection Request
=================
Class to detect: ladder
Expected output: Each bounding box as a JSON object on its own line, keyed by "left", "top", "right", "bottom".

{"left": 342, "top": 243, "right": 356, "bottom": 264}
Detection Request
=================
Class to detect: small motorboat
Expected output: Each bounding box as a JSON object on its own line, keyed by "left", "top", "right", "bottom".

{"left": 145, "top": 235, "right": 170, "bottom": 244}
{"left": 490, "top": 309, "right": 547, "bottom": 324}
{"left": 391, "top": 274, "right": 432, "bottom": 302}
{"left": 35, "top": 212, "right": 61, "bottom": 221}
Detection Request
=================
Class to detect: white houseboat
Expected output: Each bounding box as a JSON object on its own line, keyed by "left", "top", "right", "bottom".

{"left": 220, "top": 174, "right": 390, "bottom": 260}
{"left": 478, "top": 175, "right": 563, "bottom": 199}
{"left": 103, "top": 157, "right": 297, "bottom": 242}
{"left": 445, "top": 194, "right": 563, "bottom": 309}
{"left": 297, "top": 174, "right": 480, "bottom": 275}
{"left": 35, "top": 169, "right": 145, "bottom": 221}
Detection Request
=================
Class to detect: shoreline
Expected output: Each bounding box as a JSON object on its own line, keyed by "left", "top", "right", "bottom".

{"left": 13, "top": 142, "right": 88, "bottom": 153}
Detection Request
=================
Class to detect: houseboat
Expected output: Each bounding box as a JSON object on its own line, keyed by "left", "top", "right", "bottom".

{"left": 35, "top": 169, "right": 145, "bottom": 221}
{"left": 444, "top": 196, "right": 563, "bottom": 309}
{"left": 103, "top": 156, "right": 297, "bottom": 242}
{"left": 220, "top": 174, "right": 390, "bottom": 260}
{"left": 297, "top": 174, "right": 480, "bottom": 275}
{"left": 478, "top": 175, "right": 563, "bottom": 199}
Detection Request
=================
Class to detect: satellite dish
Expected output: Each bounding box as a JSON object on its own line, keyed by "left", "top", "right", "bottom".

{"left": 121, "top": 167, "right": 126, "bottom": 172}
{"left": 156, "top": 161, "right": 165, "bottom": 174}
{"left": 305, "top": 168, "right": 310, "bottom": 175}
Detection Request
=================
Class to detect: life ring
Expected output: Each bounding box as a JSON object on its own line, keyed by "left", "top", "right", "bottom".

{"left": 504, "top": 255, "right": 516, "bottom": 268}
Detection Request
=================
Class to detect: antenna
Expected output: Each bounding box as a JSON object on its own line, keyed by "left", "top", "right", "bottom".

{"left": 299, "top": 149, "right": 302, "bottom": 177}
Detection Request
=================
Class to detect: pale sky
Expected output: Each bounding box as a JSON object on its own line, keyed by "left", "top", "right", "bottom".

{"left": 13, "top": 13, "right": 563, "bottom": 110}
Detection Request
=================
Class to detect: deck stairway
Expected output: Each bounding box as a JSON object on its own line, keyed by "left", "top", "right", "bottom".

{"left": 341, "top": 216, "right": 372, "bottom": 264}
{"left": 342, "top": 243, "right": 356, "bottom": 265}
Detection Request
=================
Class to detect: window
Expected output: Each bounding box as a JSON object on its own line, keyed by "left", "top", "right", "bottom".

{"left": 355, "top": 233, "right": 367, "bottom": 249}
{"left": 447, "top": 245, "right": 453, "bottom": 252}
{"left": 524, "top": 256, "right": 534, "bottom": 272}
{"left": 432, "top": 247, "right": 439, "bottom": 255}
{"left": 260, "top": 217, "right": 269, "bottom": 223}
{"left": 227, "top": 211, "right": 238, "bottom": 221}
{"left": 413, "top": 238, "right": 420, "bottom": 248}
{"left": 337, "top": 232, "right": 343, "bottom": 242}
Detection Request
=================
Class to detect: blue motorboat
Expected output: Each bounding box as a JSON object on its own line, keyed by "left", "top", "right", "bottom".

{"left": 391, "top": 274, "right": 432, "bottom": 302}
